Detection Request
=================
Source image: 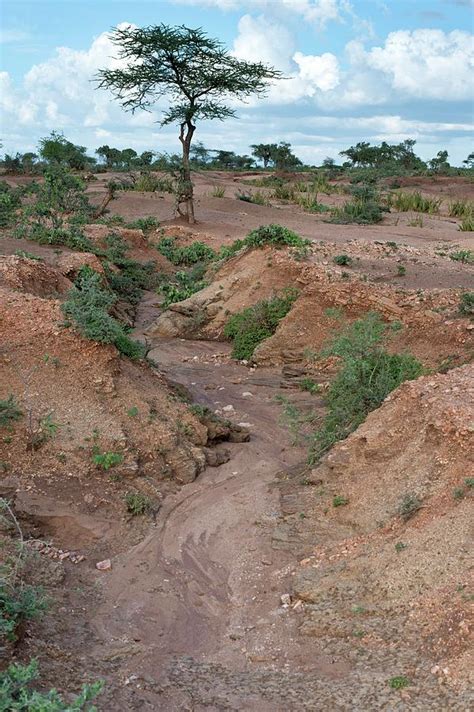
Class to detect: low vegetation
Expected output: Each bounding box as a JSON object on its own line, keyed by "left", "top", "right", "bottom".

{"left": 223, "top": 288, "right": 298, "bottom": 360}
{"left": 0, "top": 395, "right": 23, "bottom": 428}
{"left": 125, "top": 492, "right": 152, "bottom": 516}
{"left": 155, "top": 236, "right": 216, "bottom": 265}
{"left": 391, "top": 191, "right": 441, "bottom": 214}
{"left": 459, "top": 292, "right": 474, "bottom": 317}
{"left": 61, "top": 267, "right": 146, "bottom": 360}
{"left": 309, "top": 313, "right": 423, "bottom": 463}
{"left": 329, "top": 185, "right": 386, "bottom": 224}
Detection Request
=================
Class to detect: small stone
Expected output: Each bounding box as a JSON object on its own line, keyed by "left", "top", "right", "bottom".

{"left": 280, "top": 593, "right": 291, "bottom": 607}
{"left": 242, "top": 392, "right": 253, "bottom": 397}
{"left": 96, "top": 559, "right": 112, "bottom": 571}
{"left": 222, "top": 404, "right": 235, "bottom": 413}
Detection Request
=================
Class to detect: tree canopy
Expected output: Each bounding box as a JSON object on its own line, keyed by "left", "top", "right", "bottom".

{"left": 97, "top": 23, "right": 281, "bottom": 222}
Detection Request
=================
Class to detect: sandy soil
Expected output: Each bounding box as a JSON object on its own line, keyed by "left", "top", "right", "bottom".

{"left": 1, "top": 170, "right": 473, "bottom": 709}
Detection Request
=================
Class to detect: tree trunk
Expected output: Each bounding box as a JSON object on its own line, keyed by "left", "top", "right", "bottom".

{"left": 178, "top": 121, "right": 196, "bottom": 224}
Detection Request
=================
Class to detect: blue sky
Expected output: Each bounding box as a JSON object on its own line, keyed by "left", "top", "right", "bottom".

{"left": 1, "top": 0, "right": 473, "bottom": 164}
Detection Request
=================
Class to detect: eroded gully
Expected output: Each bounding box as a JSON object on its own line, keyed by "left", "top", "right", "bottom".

{"left": 91, "top": 292, "right": 350, "bottom": 711}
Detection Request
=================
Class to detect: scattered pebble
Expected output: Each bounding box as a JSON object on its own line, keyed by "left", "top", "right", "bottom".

{"left": 96, "top": 559, "right": 112, "bottom": 571}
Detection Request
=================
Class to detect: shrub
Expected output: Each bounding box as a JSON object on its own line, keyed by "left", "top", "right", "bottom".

{"left": 0, "top": 581, "right": 47, "bottom": 643}
{"left": 333, "top": 254, "right": 352, "bottom": 266}
{"left": 0, "top": 183, "right": 22, "bottom": 227}
{"left": 333, "top": 495, "right": 349, "bottom": 507}
{"left": 92, "top": 449, "right": 123, "bottom": 470}
{"left": 449, "top": 249, "right": 474, "bottom": 264}
{"left": 397, "top": 265, "right": 407, "bottom": 276}
{"left": 126, "top": 216, "right": 160, "bottom": 231}
{"left": 398, "top": 493, "right": 422, "bottom": 521}
{"left": 134, "top": 173, "right": 173, "bottom": 192}
{"left": 224, "top": 289, "right": 298, "bottom": 360}
{"left": 155, "top": 237, "right": 216, "bottom": 266}
{"left": 299, "top": 378, "right": 320, "bottom": 394}
{"left": 329, "top": 185, "right": 385, "bottom": 225}
{"left": 14, "top": 249, "right": 44, "bottom": 261}
{"left": 459, "top": 292, "right": 474, "bottom": 317}
{"left": 388, "top": 675, "right": 410, "bottom": 690}
{"left": 309, "top": 313, "right": 423, "bottom": 463}
{"left": 160, "top": 265, "right": 209, "bottom": 307}
{"left": 125, "top": 492, "right": 151, "bottom": 516}
{"left": 244, "top": 224, "right": 309, "bottom": 249}
{"left": 0, "top": 660, "right": 103, "bottom": 711}
{"left": 0, "top": 395, "right": 23, "bottom": 428}
{"left": 61, "top": 267, "right": 145, "bottom": 359}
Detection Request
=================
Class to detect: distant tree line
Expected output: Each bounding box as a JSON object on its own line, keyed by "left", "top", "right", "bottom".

{"left": 1, "top": 131, "right": 473, "bottom": 177}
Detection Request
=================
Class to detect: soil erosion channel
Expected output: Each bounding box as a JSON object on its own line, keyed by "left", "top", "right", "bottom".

{"left": 92, "top": 294, "right": 348, "bottom": 710}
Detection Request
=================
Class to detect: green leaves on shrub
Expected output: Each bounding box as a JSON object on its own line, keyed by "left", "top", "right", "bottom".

{"left": 0, "top": 660, "right": 103, "bottom": 711}
{"left": 244, "top": 224, "right": 309, "bottom": 249}
{"left": 329, "top": 185, "right": 386, "bottom": 225}
{"left": 155, "top": 237, "right": 216, "bottom": 265}
{"left": 0, "top": 395, "right": 23, "bottom": 428}
{"left": 459, "top": 292, "right": 474, "bottom": 317}
{"left": 309, "top": 313, "right": 423, "bottom": 463}
{"left": 223, "top": 289, "right": 298, "bottom": 360}
{"left": 61, "top": 267, "right": 145, "bottom": 359}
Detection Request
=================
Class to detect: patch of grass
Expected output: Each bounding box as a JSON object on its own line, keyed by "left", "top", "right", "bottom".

{"left": 235, "top": 189, "right": 268, "bottom": 205}
{"left": 125, "top": 492, "right": 151, "bottom": 516}
{"left": 459, "top": 215, "right": 474, "bottom": 231}
{"left": 407, "top": 215, "right": 424, "bottom": 227}
{"left": 398, "top": 493, "right": 422, "bottom": 521}
{"left": 448, "top": 199, "right": 474, "bottom": 218}
{"left": 449, "top": 249, "right": 474, "bottom": 264}
{"left": 458, "top": 292, "right": 474, "bottom": 317}
{"left": 224, "top": 289, "right": 298, "bottom": 360}
{"left": 134, "top": 173, "right": 173, "bottom": 192}
{"left": 333, "top": 495, "right": 348, "bottom": 507}
{"left": 324, "top": 306, "right": 344, "bottom": 319}
{"left": 127, "top": 406, "right": 139, "bottom": 417}
{"left": 392, "top": 191, "right": 441, "bottom": 214}
{"left": 397, "top": 264, "right": 407, "bottom": 276}
{"left": 0, "top": 395, "right": 23, "bottom": 428}
{"left": 465, "top": 477, "right": 474, "bottom": 488}
{"left": 92, "top": 449, "right": 123, "bottom": 470}
{"left": 61, "top": 267, "right": 145, "bottom": 360}
{"left": 389, "top": 675, "right": 410, "bottom": 690}
{"left": 333, "top": 254, "right": 352, "bottom": 266}
{"left": 211, "top": 185, "right": 226, "bottom": 198}
{"left": 453, "top": 487, "right": 465, "bottom": 500}
{"left": 309, "top": 313, "right": 423, "bottom": 463}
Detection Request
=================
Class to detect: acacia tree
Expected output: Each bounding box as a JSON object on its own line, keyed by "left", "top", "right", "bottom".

{"left": 97, "top": 24, "right": 280, "bottom": 223}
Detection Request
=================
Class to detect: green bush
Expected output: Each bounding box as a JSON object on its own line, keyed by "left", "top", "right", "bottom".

{"left": 0, "top": 395, "right": 23, "bottom": 428}
{"left": 126, "top": 216, "right": 160, "bottom": 231}
{"left": 244, "top": 224, "right": 309, "bottom": 249}
{"left": 0, "top": 183, "right": 22, "bottom": 227}
{"left": 155, "top": 237, "right": 216, "bottom": 266}
{"left": 0, "top": 660, "right": 102, "bottom": 711}
{"left": 459, "top": 292, "right": 474, "bottom": 317}
{"left": 309, "top": 313, "right": 423, "bottom": 463}
{"left": 449, "top": 249, "right": 474, "bottom": 264}
{"left": 333, "top": 254, "right": 352, "bottom": 266}
{"left": 92, "top": 449, "right": 123, "bottom": 470}
{"left": 0, "top": 581, "right": 47, "bottom": 643}
{"left": 223, "top": 289, "right": 298, "bottom": 360}
{"left": 134, "top": 173, "right": 173, "bottom": 193}
{"left": 125, "top": 492, "right": 151, "bottom": 516}
{"left": 61, "top": 268, "right": 145, "bottom": 359}
{"left": 160, "top": 267, "right": 208, "bottom": 307}
{"left": 329, "top": 185, "right": 385, "bottom": 225}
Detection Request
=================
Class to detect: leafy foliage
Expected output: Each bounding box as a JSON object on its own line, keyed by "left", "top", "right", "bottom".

{"left": 92, "top": 449, "right": 123, "bottom": 470}
{"left": 223, "top": 289, "right": 298, "bottom": 360}
{"left": 0, "top": 395, "right": 23, "bottom": 428}
{"left": 155, "top": 237, "right": 216, "bottom": 265}
{"left": 391, "top": 191, "right": 441, "bottom": 214}
{"left": 0, "top": 660, "right": 103, "bottom": 711}
{"left": 244, "top": 224, "right": 309, "bottom": 249}
{"left": 459, "top": 292, "right": 474, "bottom": 317}
{"left": 160, "top": 267, "right": 208, "bottom": 307}
{"left": 329, "top": 185, "right": 386, "bottom": 225}
{"left": 309, "top": 313, "right": 423, "bottom": 463}
{"left": 449, "top": 249, "right": 474, "bottom": 264}
{"left": 61, "top": 267, "right": 145, "bottom": 359}
{"left": 125, "top": 492, "right": 152, "bottom": 516}
{"left": 0, "top": 182, "right": 22, "bottom": 227}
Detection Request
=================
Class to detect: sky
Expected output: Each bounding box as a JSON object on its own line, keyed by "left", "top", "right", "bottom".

{"left": 1, "top": 0, "right": 473, "bottom": 165}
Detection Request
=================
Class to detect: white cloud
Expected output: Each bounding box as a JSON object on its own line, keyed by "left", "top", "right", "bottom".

{"left": 233, "top": 14, "right": 295, "bottom": 70}
{"left": 293, "top": 51, "right": 340, "bottom": 92}
{"left": 363, "top": 29, "right": 474, "bottom": 101}
{"left": 173, "top": 0, "right": 342, "bottom": 28}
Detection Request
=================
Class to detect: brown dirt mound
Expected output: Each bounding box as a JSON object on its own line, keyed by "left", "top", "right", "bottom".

{"left": 0, "top": 255, "right": 72, "bottom": 298}
{"left": 293, "top": 364, "right": 473, "bottom": 685}
{"left": 147, "top": 246, "right": 473, "bottom": 369}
